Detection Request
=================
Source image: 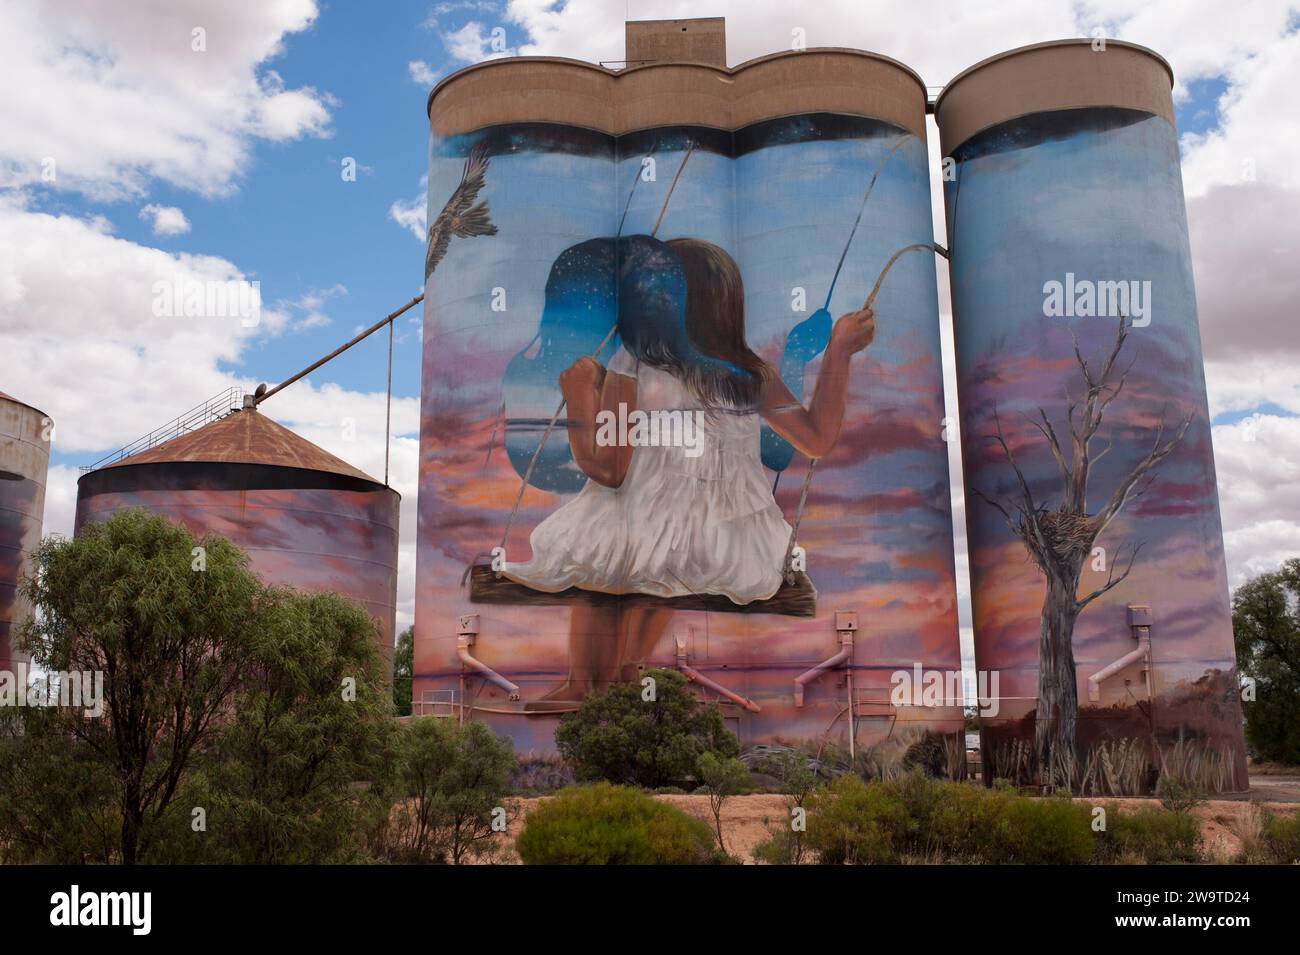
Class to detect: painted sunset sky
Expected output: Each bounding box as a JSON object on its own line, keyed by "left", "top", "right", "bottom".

{"left": 948, "top": 110, "right": 1237, "bottom": 712}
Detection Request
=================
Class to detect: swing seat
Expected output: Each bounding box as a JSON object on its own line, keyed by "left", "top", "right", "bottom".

{"left": 467, "top": 563, "right": 817, "bottom": 617}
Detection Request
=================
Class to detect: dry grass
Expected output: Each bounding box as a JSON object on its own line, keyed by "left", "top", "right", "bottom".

{"left": 986, "top": 736, "right": 1241, "bottom": 796}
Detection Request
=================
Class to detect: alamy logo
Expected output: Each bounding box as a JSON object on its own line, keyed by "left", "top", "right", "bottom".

{"left": 1042, "top": 273, "right": 1151, "bottom": 327}
{"left": 50, "top": 885, "right": 151, "bottom": 935}
{"left": 595, "top": 402, "right": 705, "bottom": 458}
{"left": 0, "top": 664, "right": 103, "bottom": 717}
{"left": 890, "top": 664, "right": 1001, "bottom": 717}
{"left": 151, "top": 275, "right": 261, "bottom": 327}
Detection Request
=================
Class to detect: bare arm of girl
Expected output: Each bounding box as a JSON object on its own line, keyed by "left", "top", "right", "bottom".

{"left": 559, "top": 355, "right": 638, "bottom": 488}
{"left": 759, "top": 306, "right": 876, "bottom": 459}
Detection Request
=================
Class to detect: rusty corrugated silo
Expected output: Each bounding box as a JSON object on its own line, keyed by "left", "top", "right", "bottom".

{"left": 0, "top": 391, "right": 51, "bottom": 673}
{"left": 75, "top": 400, "right": 400, "bottom": 671}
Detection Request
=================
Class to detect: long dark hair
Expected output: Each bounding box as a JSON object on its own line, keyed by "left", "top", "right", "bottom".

{"left": 669, "top": 238, "right": 771, "bottom": 408}
{"left": 615, "top": 235, "right": 770, "bottom": 409}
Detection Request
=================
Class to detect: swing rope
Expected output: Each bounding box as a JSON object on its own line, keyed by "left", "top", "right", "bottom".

{"left": 781, "top": 241, "right": 950, "bottom": 582}
{"left": 774, "top": 135, "right": 912, "bottom": 500}
{"left": 824, "top": 135, "right": 912, "bottom": 310}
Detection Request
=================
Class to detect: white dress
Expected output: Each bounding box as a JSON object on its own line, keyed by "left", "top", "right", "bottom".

{"left": 501, "top": 348, "right": 794, "bottom": 604}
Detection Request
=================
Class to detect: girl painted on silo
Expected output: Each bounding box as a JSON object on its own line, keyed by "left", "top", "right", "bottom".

{"left": 501, "top": 234, "right": 876, "bottom": 703}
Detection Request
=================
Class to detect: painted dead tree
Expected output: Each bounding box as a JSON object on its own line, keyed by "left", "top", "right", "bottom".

{"left": 974, "top": 317, "right": 1190, "bottom": 785}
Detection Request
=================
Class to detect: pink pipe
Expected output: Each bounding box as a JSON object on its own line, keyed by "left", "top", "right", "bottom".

{"left": 674, "top": 638, "right": 760, "bottom": 712}
{"left": 457, "top": 635, "right": 520, "bottom": 700}
{"left": 1087, "top": 633, "right": 1150, "bottom": 703}
{"left": 794, "top": 634, "right": 853, "bottom": 707}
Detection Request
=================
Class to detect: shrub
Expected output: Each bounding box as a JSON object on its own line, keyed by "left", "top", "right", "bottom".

{"left": 1098, "top": 807, "right": 1201, "bottom": 864}
{"left": 1155, "top": 775, "right": 1207, "bottom": 815}
{"left": 805, "top": 775, "right": 906, "bottom": 864}
{"left": 697, "top": 752, "right": 752, "bottom": 853}
{"left": 1259, "top": 811, "right": 1300, "bottom": 863}
{"left": 997, "top": 791, "right": 1096, "bottom": 864}
{"left": 385, "top": 718, "right": 517, "bottom": 864}
{"left": 516, "top": 783, "right": 715, "bottom": 864}
{"left": 750, "top": 749, "right": 821, "bottom": 864}
{"left": 554, "top": 669, "right": 739, "bottom": 788}
{"left": 803, "top": 772, "right": 1095, "bottom": 864}
{"left": 511, "top": 750, "right": 573, "bottom": 795}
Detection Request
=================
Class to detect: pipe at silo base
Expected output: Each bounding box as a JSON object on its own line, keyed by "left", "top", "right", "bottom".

{"left": 457, "top": 634, "right": 521, "bottom": 700}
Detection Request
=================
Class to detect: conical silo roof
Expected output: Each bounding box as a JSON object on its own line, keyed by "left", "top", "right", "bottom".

{"left": 97, "top": 405, "right": 380, "bottom": 484}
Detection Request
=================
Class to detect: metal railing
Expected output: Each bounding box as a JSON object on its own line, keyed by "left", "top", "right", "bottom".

{"left": 81, "top": 387, "right": 244, "bottom": 472}
{"left": 414, "top": 689, "right": 461, "bottom": 719}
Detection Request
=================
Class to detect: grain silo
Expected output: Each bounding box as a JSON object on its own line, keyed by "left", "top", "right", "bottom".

{"left": 0, "top": 392, "right": 50, "bottom": 673}
{"left": 936, "top": 40, "right": 1248, "bottom": 792}
{"left": 414, "top": 18, "right": 962, "bottom": 759}
{"left": 76, "top": 398, "right": 400, "bottom": 671}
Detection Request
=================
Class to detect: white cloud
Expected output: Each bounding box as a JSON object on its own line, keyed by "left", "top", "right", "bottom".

{"left": 0, "top": 196, "right": 289, "bottom": 454}
{"left": 389, "top": 193, "right": 427, "bottom": 240}
{"left": 0, "top": 0, "right": 332, "bottom": 199}
{"left": 1212, "top": 415, "right": 1300, "bottom": 586}
{"left": 276, "top": 283, "right": 347, "bottom": 333}
{"left": 138, "top": 203, "right": 191, "bottom": 237}
{"left": 444, "top": 20, "right": 515, "bottom": 63}
{"left": 41, "top": 465, "right": 82, "bottom": 540}
{"left": 409, "top": 59, "right": 439, "bottom": 86}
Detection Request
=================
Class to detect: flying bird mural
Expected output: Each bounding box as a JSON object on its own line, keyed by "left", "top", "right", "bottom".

{"left": 424, "top": 141, "right": 497, "bottom": 282}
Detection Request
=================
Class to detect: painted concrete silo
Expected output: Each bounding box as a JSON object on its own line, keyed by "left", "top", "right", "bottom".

{"left": 76, "top": 401, "right": 400, "bottom": 670}
{"left": 0, "top": 392, "right": 50, "bottom": 673}
{"left": 936, "top": 40, "right": 1247, "bottom": 791}
{"left": 414, "top": 19, "right": 961, "bottom": 757}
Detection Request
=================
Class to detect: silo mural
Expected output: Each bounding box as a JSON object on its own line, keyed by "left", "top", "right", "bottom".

{"left": 937, "top": 41, "right": 1248, "bottom": 792}
{"left": 76, "top": 404, "right": 400, "bottom": 670}
{"left": 415, "top": 52, "right": 961, "bottom": 754}
{"left": 0, "top": 392, "right": 50, "bottom": 673}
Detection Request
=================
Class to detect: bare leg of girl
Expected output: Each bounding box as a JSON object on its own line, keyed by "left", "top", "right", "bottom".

{"left": 537, "top": 602, "right": 621, "bottom": 702}
{"left": 617, "top": 607, "right": 674, "bottom": 682}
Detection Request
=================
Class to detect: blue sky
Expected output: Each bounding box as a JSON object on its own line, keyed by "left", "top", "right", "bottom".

{"left": 32, "top": 1, "right": 447, "bottom": 474}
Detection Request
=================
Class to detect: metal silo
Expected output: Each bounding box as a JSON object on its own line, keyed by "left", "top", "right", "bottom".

{"left": 937, "top": 40, "right": 1248, "bottom": 792}
{"left": 414, "top": 19, "right": 962, "bottom": 760}
{"left": 75, "top": 399, "right": 400, "bottom": 671}
{"left": 0, "top": 392, "right": 50, "bottom": 673}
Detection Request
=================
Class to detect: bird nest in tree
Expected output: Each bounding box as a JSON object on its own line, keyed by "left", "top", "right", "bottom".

{"left": 1036, "top": 510, "right": 1097, "bottom": 561}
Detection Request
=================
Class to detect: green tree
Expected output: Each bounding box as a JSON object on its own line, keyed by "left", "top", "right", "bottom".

{"left": 178, "top": 590, "right": 398, "bottom": 864}
{"left": 555, "top": 668, "right": 740, "bottom": 788}
{"left": 392, "top": 625, "right": 414, "bottom": 716}
{"left": 1232, "top": 559, "right": 1300, "bottom": 764}
{"left": 15, "top": 509, "right": 262, "bottom": 864}
{"left": 696, "top": 752, "right": 751, "bottom": 854}
{"left": 389, "top": 718, "right": 516, "bottom": 864}
{"left": 0, "top": 706, "right": 119, "bottom": 864}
